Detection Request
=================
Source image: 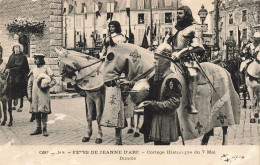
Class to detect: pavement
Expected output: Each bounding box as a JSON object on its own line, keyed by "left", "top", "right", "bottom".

{"left": 0, "top": 95, "right": 259, "bottom": 145}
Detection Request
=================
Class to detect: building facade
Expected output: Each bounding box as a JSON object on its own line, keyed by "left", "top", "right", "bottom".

{"left": 211, "top": 0, "right": 260, "bottom": 49}
{"left": 63, "top": 0, "right": 182, "bottom": 49}
{"left": 0, "top": 0, "right": 64, "bottom": 92}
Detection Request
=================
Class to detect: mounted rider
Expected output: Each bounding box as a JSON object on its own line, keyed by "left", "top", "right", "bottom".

{"left": 168, "top": 6, "right": 205, "bottom": 114}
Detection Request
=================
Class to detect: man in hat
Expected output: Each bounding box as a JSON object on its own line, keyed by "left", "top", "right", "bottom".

{"left": 5, "top": 43, "right": 29, "bottom": 113}
{"left": 211, "top": 44, "right": 223, "bottom": 65}
{"left": 168, "top": 6, "right": 205, "bottom": 114}
{"left": 140, "top": 43, "right": 183, "bottom": 145}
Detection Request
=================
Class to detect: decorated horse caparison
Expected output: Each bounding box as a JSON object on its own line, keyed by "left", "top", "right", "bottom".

{"left": 103, "top": 41, "right": 241, "bottom": 145}
{"left": 55, "top": 48, "right": 105, "bottom": 144}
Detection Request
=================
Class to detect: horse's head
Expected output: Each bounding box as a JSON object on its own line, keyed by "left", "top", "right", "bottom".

{"left": 103, "top": 42, "right": 155, "bottom": 86}
{"left": 55, "top": 47, "right": 100, "bottom": 85}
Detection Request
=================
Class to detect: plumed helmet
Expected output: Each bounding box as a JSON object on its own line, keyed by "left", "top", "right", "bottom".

{"left": 37, "top": 73, "right": 51, "bottom": 89}
{"left": 129, "top": 79, "right": 150, "bottom": 105}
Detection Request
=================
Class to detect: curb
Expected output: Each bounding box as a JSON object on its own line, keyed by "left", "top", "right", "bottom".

{"left": 50, "top": 93, "right": 81, "bottom": 99}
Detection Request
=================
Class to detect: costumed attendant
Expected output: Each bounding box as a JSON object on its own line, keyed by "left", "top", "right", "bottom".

{"left": 27, "top": 53, "right": 56, "bottom": 136}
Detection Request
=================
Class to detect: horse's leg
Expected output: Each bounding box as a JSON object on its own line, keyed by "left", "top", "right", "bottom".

{"left": 222, "top": 126, "right": 228, "bottom": 145}
{"left": 7, "top": 99, "right": 13, "bottom": 127}
{"left": 248, "top": 86, "right": 256, "bottom": 123}
{"left": 201, "top": 129, "right": 214, "bottom": 145}
{"left": 82, "top": 95, "right": 93, "bottom": 142}
{"left": 1, "top": 99, "right": 7, "bottom": 126}
{"left": 242, "top": 85, "right": 247, "bottom": 108}
{"left": 94, "top": 96, "right": 103, "bottom": 144}
{"left": 115, "top": 128, "right": 122, "bottom": 145}
{"left": 17, "top": 97, "right": 23, "bottom": 112}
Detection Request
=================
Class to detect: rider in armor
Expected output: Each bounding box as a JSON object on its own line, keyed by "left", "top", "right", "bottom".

{"left": 100, "top": 21, "right": 127, "bottom": 57}
{"left": 168, "top": 6, "right": 205, "bottom": 114}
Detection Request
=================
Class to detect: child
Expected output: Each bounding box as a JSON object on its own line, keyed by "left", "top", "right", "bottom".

{"left": 27, "top": 53, "right": 56, "bottom": 136}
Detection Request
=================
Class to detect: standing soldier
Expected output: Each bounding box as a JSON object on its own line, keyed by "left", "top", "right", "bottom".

{"left": 141, "top": 44, "right": 183, "bottom": 145}
{"left": 168, "top": 6, "right": 205, "bottom": 114}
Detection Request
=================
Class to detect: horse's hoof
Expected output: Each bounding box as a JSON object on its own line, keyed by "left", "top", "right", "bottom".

{"left": 12, "top": 107, "right": 16, "bottom": 110}
{"left": 127, "top": 129, "right": 134, "bottom": 134}
{"left": 82, "top": 137, "right": 90, "bottom": 142}
{"left": 258, "top": 119, "right": 260, "bottom": 124}
{"left": 254, "top": 113, "right": 259, "bottom": 118}
{"left": 242, "top": 105, "right": 247, "bottom": 108}
{"left": 250, "top": 118, "right": 256, "bottom": 123}
{"left": 95, "top": 138, "right": 102, "bottom": 144}
{"left": 8, "top": 122, "right": 12, "bottom": 127}
{"left": 133, "top": 132, "right": 140, "bottom": 137}
{"left": 1, "top": 122, "right": 6, "bottom": 126}
{"left": 249, "top": 106, "right": 251, "bottom": 109}
{"left": 17, "top": 108, "right": 22, "bottom": 112}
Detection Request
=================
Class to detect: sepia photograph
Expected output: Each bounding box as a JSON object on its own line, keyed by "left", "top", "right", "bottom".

{"left": 0, "top": 0, "right": 259, "bottom": 164}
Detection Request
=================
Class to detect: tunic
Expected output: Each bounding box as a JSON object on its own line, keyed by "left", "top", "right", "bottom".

{"left": 27, "top": 65, "right": 56, "bottom": 114}
{"left": 141, "top": 72, "right": 182, "bottom": 143}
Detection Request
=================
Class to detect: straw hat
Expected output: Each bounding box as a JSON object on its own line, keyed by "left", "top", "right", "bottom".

{"left": 34, "top": 53, "right": 46, "bottom": 58}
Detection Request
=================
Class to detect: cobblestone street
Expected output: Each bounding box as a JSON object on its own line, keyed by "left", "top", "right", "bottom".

{"left": 0, "top": 96, "right": 259, "bottom": 146}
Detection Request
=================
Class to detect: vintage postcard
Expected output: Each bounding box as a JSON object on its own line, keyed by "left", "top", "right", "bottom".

{"left": 0, "top": 0, "right": 259, "bottom": 164}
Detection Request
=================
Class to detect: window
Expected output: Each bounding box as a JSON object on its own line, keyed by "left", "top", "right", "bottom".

{"left": 165, "top": 13, "right": 172, "bottom": 23}
{"left": 152, "top": 0, "right": 158, "bottom": 9}
{"left": 242, "top": 10, "right": 247, "bottom": 22}
{"left": 138, "top": 0, "right": 144, "bottom": 9}
{"left": 242, "top": 28, "right": 247, "bottom": 40}
{"left": 138, "top": 13, "right": 144, "bottom": 24}
{"left": 229, "top": 14, "right": 233, "bottom": 24}
{"left": 229, "top": 30, "right": 233, "bottom": 37}
{"left": 165, "top": 0, "right": 171, "bottom": 6}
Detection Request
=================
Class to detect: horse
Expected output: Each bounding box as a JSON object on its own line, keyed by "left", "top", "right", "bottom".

{"left": 0, "top": 71, "right": 13, "bottom": 127}
{"left": 102, "top": 41, "right": 241, "bottom": 145}
{"left": 242, "top": 51, "right": 260, "bottom": 123}
{"left": 55, "top": 48, "right": 104, "bottom": 144}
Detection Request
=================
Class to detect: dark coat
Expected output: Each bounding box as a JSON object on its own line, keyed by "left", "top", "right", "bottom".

{"left": 140, "top": 72, "right": 182, "bottom": 143}
{"left": 6, "top": 53, "right": 30, "bottom": 99}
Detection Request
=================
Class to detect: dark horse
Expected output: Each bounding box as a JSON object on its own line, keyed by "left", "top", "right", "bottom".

{"left": 102, "top": 41, "right": 241, "bottom": 145}
{"left": 0, "top": 71, "right": 13, "bottom": 127}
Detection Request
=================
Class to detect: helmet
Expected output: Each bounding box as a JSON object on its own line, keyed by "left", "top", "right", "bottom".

{"left": 37, "top": 73, "right": 51, "bottom": 89}
{"left": 129, "top": 79, "right": 150, "bottom": 104}
{"left": 253, "top": 31, "right": 260, "bottom": 39}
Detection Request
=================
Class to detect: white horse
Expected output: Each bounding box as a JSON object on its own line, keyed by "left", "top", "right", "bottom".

{"left": 102, "top": 41, "right": 241, "bottom": 145}
{"left": 55, "top": 48, "right": 104, "bottom": 144}
{"left": 242, "top": 51, "right": 260, "bottom": 123}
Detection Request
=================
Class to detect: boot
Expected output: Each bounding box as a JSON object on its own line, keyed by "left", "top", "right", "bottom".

{"left": 187, "top": 75, "right": 198, "bottom": 114}
{"left": 30, "top": 127, "right": 42, "bottom": 135}
{"left": 43, "top": 127, "right": 48, "bottom": 136}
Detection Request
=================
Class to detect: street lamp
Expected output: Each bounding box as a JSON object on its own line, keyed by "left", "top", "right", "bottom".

{"left": 198, "top": 5, "right": 208, "bottom": 25}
